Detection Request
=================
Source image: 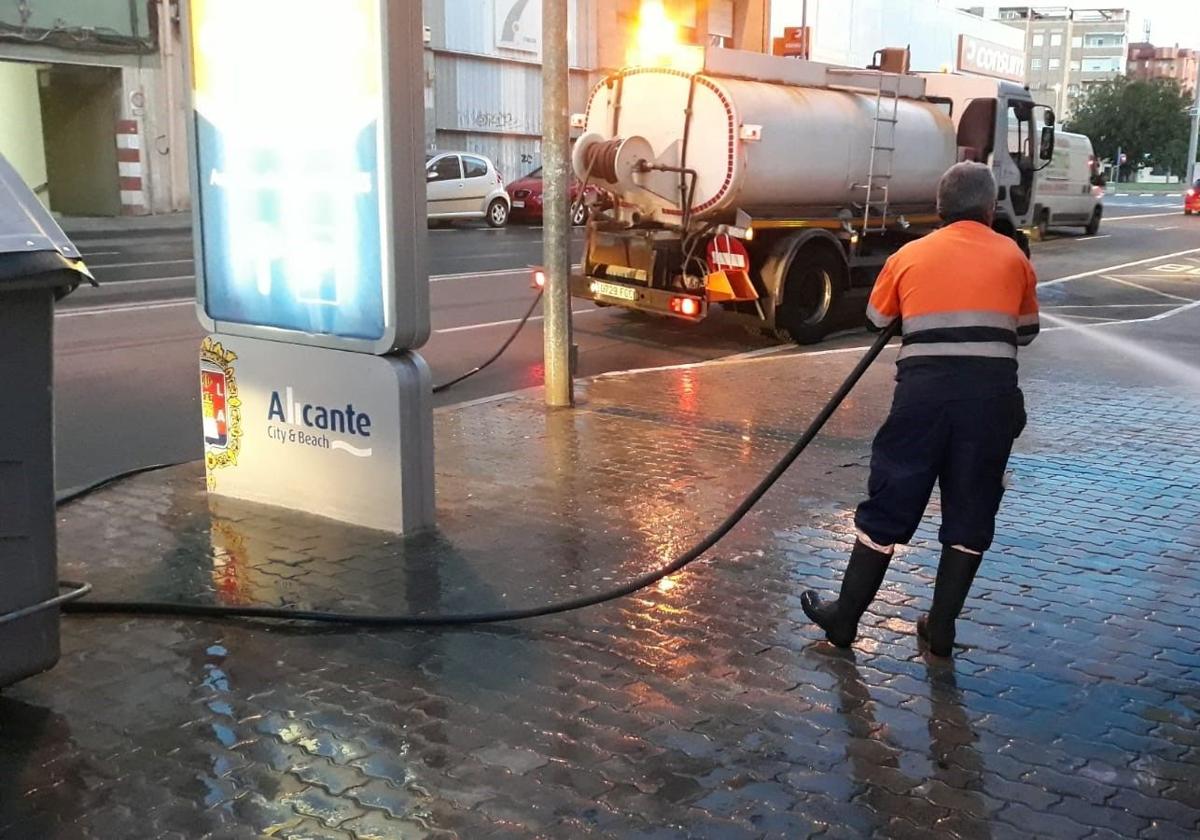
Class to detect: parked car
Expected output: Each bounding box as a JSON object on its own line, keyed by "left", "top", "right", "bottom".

{"left": 426, "top": 152, "right": 510, "bottom": 227}
{"left": 1030, "top": 130, "right": 1103, "bottom": 239}
{"left": 1185, "top": 179, "right": 1200, "bottom": 216}
{"left": 506, "top": 167, "right": 610, "bottom": 225}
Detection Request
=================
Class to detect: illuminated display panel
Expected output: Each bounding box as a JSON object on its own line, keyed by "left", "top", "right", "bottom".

{"left": 188, "top": 0, "right": 424, "bottom": 353}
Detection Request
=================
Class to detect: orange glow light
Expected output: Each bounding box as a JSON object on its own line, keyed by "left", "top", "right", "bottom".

{"left": 627, "top": 1, "right": 703, "bottom": 72}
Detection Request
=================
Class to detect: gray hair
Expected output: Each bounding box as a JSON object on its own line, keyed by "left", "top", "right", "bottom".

{"left": 937, "top": 162, "right": 997, "bottom": 223}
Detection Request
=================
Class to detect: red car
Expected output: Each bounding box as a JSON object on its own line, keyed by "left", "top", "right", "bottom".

{"left": 1186, "top": 179, "right": 1200, "bottom": 215}
{"left": 506, "top": 167, "right": 610, "bottom": 225}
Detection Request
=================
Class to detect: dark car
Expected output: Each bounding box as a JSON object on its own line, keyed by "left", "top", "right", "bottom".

{"left": 1186, "top": 179, "right": 1200, "bottom": 216}
{"left": 505, "top": 167, "right": 609, "bottom": 225}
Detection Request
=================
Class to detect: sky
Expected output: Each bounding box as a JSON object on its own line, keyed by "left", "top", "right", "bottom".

{"left": 769, "top": 2, "right": 1200, "bottom": 50}
{"left": 1120, "top": 0, "right": 1200, "bottom": 48}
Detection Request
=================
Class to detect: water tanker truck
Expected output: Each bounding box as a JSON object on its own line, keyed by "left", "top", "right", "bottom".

{"left": 570, "top": 47, "right": 1055, "bottom": 343}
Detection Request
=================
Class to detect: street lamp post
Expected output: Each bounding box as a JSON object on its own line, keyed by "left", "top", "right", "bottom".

{"left": 1187, "top": 75, "right": 1200, "bottom": 185}
{"left": 542, "top": 0, "right": 573, "bottom": 408}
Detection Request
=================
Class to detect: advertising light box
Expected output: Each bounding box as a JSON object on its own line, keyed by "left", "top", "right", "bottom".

{"left": 186, "top": 0, "right": 428, "bottom": 354}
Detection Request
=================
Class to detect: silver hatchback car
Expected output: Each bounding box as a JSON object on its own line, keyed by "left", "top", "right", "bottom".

{"left": 425, "top": 152, "right": 511, "bottom": 227}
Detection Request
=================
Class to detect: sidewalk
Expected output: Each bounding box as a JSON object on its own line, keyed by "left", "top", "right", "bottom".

{"left": 4, "top": 317, "right": 1200, "bottom": 838}
{"left": 56, "top": 211, "right": 193, "bottom": 237}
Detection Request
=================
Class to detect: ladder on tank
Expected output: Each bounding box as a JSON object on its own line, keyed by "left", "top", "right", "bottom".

{"left": 855, "top": 71, "right": 902, "bottom": 235}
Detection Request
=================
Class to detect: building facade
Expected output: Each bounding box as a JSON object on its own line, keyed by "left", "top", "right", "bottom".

{"left": 781, "top": 0, "right": 1024, "bottom": 74}
{"left": 0, "top": 0, "right": 189, "bottom": 216}
{"left": 1127, "top": 42, "right": 1199, "bottom": 95}
{"left": 964, "top": 6, "right": 1130, "bottom": 118}
{"left": 423, "top": 0, "right": 770, "bottom": 183}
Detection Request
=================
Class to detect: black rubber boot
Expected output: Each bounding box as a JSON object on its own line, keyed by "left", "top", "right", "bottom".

{"left": 801, "top": 540, "right": 892, "bottom": 648}
{"left": 917, "top": 545, "right": 984, "bottom": 657}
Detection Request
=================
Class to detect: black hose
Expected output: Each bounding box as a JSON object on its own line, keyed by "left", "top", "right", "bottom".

{"left": 432, "top": 289, "right": 544, "bottom": 394}
{"left": 63, "top": 323, "right": 900, "bottom": 627}
{"left": 431, "top": 160, "right": 596, "bottom": 395}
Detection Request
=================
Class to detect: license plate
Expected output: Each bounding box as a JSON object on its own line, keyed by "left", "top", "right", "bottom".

{"left": 512, "top": 200, "right": 525, "bottom": 208}
{"left": 589, "top": 280, "right": 638, "bottom": 301}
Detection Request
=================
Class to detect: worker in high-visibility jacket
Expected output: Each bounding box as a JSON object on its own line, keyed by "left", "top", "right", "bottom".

{"left": 802, "top": 161, "right": 1039, "bottom": 657}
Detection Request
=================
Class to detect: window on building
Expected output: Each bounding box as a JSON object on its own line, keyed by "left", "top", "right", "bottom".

{"left": 1070, "top": 60, "right": 1081, "bottom": 71}
{"left": 1050, "top": 32, "right": 1063, "bottom": 47}
{"left": 1049, "top": 58, "right": 1061, "bottom": 70}
{"left": 1084, "top": 33, "right": 1123, "bottom": 49}
{"left": 462, "top": 156, "right": 489, "bottom": 179}
{"left": 1072, "top": 36, "right": 1083, "bottom": 48}
{"left": 1031, "top": 58, "right": 1042, "bottom": 70}
{"left": 1033, "top": 33, "right": 1044, "bottom": 47}
{"left": 1081, "top": 57, "right": 1121, "bottom": 73}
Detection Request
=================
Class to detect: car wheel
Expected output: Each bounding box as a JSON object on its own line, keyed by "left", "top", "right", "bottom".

{"left": 487, "top": 199, "right": 509, "bottom": 228}
{"left": 1085, "top": 206, "right": 1102, "bottom": 235}
{"left": 571, "top": 203, "right": 588, "bottom": 226}
{"left": 776, "top": 246, "right": 845, "bottom": 345}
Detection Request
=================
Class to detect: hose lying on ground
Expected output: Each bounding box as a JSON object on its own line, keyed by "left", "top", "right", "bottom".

{"left": 57, "top": 322, "right": 900, "bottom": 628}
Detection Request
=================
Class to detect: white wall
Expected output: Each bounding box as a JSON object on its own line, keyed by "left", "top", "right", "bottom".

{"left": 771, "top": 0, "right": 1023, "bottom": 71}
{"left": 0, "top": 60, "right": 49, "bottom": 200}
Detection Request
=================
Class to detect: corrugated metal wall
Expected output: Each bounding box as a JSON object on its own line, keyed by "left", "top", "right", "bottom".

{"left": 426, "top": 0, "right": 597, "bottom": 181}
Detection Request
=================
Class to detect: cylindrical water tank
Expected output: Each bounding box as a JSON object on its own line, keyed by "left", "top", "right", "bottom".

{"left": 577, "top": 68, "right": 958, "bottom": 221}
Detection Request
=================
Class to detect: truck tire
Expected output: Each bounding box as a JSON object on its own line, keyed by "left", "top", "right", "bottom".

{"left": 776, "top": 247, "right": 844, "bottom": 345}
{"left": 1085, "top": 206, "right": 1102, "bottom": 235}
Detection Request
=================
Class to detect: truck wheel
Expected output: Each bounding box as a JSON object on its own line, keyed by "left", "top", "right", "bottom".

{"left": 776, "top": 248, "right": 844, "bottom": 345}
{"left": 1085, "top": 206, "right": 1102, "bottom": 235}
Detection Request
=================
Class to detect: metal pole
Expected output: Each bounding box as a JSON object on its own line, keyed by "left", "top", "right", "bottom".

{"left": 1187, "top": 72, "right": 1200, "bottom": 185}
{"left": 542, "top": 0, "right": 573, "bottom": 407}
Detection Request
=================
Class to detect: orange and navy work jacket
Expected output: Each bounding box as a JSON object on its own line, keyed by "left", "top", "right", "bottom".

{"left": 867, "top": 221, "right": 1040, "bottom": 365}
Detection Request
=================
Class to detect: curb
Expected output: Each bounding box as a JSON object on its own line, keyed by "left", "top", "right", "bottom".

{"left": 58, "top": 213, "right": 194, "bottom": 237}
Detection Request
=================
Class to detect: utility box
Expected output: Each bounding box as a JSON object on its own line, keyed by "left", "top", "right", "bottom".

{"left": 0, "top": 153, "right": 88, "bottom": 689}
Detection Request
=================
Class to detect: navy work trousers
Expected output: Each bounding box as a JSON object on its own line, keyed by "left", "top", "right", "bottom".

{"left": 854, "top": 391, "right": 1022, "bottom": 553}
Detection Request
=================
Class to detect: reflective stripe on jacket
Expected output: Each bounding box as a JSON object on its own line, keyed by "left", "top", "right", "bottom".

{"left": 866, "top": 220, "right": 1040, "bottom": 362}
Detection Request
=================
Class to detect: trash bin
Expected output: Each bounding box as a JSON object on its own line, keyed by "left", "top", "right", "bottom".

{"left": 0, "top": 152, "right": 90, "bottom": 689}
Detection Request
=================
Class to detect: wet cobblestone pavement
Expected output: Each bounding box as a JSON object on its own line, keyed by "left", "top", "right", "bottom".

{"left": 4, "top": 322, "right": 1200, "bottom": 839}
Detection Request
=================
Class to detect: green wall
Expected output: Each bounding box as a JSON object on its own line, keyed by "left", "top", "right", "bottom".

{"left": 0, "top": 61, "right": 48, "bottom": 200}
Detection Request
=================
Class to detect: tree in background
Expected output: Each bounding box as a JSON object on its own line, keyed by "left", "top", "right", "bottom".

{"left": 1066, "top": 77, "right": 1192, "bottom": 180}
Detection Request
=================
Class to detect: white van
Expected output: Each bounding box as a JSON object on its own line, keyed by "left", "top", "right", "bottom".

{"left": 1031, "top": 131, "right": 1104, "bottom": 239}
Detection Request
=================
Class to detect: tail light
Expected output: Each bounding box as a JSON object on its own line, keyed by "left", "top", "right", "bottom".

{"left": 669, "top": 296, "right": 701, "bottom": 317}
{"left": 531, "top": 269, "right": 546, "bottom": 289}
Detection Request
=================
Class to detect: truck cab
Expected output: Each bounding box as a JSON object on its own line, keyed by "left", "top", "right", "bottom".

{"left": 918, "top": 73, "right": 1055, "bottom": 241}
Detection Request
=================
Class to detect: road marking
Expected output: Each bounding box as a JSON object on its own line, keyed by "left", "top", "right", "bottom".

{"left": 1041, "top": 247, "right": 1200, "bottom": 287}
{"left": 434, "top": 307, "right": 602, "bottom": 334}
{"left": 430, "top": 264, "right": 581, "bottom": 282}
{"left": 1075, "top": 234, "right": 1111, "bottom": 241}
{"left": 80, "top": 250, "right": 121, "bottom": 257}
{"left": 1044, "top": 302, "right": 1176, "bottom": 309}
{"left": 57, "top": 298, "right": 194, "bottom": 317}
{"left": 1104, "top": 211, "right": 1187, "bottom": 221}
{"left": 81, "top": 274, "right": 195, "bottom": 287}
{"left": 1155, "top": 226, "right": 1179, "bottom": 231}
{"left": 88, "top": 258, "right": 194, "bottom": 270}
{"left": 1099, "top": 274, "right": 1196, "bottom": 303}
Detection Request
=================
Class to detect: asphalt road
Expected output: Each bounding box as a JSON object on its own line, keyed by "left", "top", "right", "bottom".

{"left": 53, "top": 200, "right": 1199, "bottom": 493}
